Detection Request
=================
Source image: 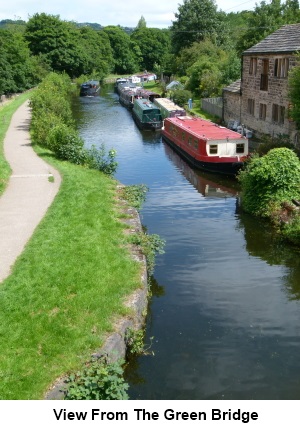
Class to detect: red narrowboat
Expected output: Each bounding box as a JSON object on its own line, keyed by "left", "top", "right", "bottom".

{"left": 162, "top": 116, "right": 249, "bottom": 176}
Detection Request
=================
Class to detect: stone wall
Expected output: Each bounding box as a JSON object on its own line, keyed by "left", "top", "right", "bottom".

{"left": 241, "top": 54, "right": 297, "bottom": 140}
{"left": 223, "top": 91, "right": 241, "bottom": 126}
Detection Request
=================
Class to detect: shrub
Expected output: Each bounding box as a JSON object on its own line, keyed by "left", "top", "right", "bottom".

{"left": 47, "top": 123, "right": 86, "bottom": 164}
{"left": 85, "top": 144, "right": 118, "bottom": 176}
{"left": 171, "top": 89, "right": 192, "bottom": 107}
{"left": 238, "top": 147, "right": 300, "bottom": 217}
{"left": 64, "top": 357, "right": 129, "bottom": 400}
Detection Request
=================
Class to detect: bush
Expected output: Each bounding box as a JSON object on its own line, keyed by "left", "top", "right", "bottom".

{"left": 85, "top": 144, "right": 118, "bottom": 176}
{"left": 238, "top": 147, "right": 300, "bottom": 217}
{"left": 256, "top": 134, "right": 299, "bottom": 157}
{"left": 47, "top": 123, "right": 86, "bottom": 164}
{"left": 171, "top": 89, "right": 192, "bottom": 108}
{"left": 64, "top": 357, "right": 129, "bottom": 400}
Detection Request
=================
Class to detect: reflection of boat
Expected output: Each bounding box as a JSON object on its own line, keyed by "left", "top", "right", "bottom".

{"left": 132, "top": 98, "right": 163, "bottom": 131}
{"left": 164, "top": 142, "right": 238, "bottom": 198}
{"left": 80, "top": 80, "right": 100, "bottom": 96}
{"left": 162, "top": 116, "right": 249, "bottom": 176}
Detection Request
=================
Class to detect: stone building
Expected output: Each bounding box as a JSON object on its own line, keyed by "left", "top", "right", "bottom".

{"left": 223, "top": 23, "right": 300, "bottom": 142}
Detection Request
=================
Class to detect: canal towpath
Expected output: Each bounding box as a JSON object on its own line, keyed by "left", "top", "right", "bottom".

{"left": 0, "top": 100, "right": 61, "bottom": 283}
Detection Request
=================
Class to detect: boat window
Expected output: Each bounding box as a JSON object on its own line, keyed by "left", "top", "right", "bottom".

{"left": 236, "top": 143, "right": 245, "bottom": 153}
{"left": 209, "top": 145, "right": 218, "bottom": 154}
{"left": 188, "top": 136, "right": 193, "bottom": 146}
{"left": 182, "top": 132, "right": 186, "bottom": 141}
{"left": 194, "top": 139, "right": 198, "bottom": 149}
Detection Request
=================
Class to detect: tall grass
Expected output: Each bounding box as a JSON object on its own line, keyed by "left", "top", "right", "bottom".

{"left": 0, "top": 148, "right": 142, "bottom": 399}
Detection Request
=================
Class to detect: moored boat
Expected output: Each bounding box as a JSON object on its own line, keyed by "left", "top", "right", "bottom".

{"left": 162, "top": 116, "right": 249, "bottom": 176}
{"left": 153, "top": 97, "right": 186, "bottom": 120}
{"left": 132, "top": 98, "right": 163, "bottom": 131}
{"left": 80, "top": 80, "right": 100, "bottom": 97}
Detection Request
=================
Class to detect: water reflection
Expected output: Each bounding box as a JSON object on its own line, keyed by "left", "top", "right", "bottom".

{"left": 74, "top": 85, "right": 300, "bottom": 400}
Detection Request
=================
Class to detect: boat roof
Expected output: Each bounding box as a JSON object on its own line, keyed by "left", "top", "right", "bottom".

{"left": 82, "top": 80, "right": 99, "bottom": 86}
{"left": 165, "top": 116, "right": 247, "bottom": 141}
{"left": 154, "top": 97, "right": 185, "bottom": 112}
{"left": 134, "top": 98, "right": 160, "bottom": 110}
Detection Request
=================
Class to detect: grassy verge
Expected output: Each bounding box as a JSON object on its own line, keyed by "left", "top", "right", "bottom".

{"left": 0, "top": 93, "right": 32, "bottom": 195}
{"left": 0, "top": 149, "right": 142, "bottom": 399}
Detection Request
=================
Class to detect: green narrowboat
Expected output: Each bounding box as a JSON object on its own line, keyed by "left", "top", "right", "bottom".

{"left": 132, "top": 98, "right": 163, "bottom": 131}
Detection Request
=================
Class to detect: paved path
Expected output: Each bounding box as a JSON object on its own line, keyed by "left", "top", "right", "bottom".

{"left": 0, "top": 101, "right": 61, "bottom": 282}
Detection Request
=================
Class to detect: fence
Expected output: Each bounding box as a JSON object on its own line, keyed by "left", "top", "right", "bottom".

{"left": 201, "top": 97, "right": 223, "bottom": 118}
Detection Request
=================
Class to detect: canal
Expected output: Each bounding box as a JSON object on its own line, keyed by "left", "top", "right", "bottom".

{"left": 73, "top": 84, "right": 300, "bottom": 400}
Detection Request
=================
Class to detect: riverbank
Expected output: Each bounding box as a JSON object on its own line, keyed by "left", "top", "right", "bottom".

{"left": 0, "top": 99, "right": 147, "bottom": 399}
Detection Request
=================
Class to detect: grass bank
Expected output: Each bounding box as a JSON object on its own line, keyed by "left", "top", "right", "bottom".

{"left": 0, "top": 144, "right": 142, "bottom": 399}
{"left": 0, "top": 93, "right": 32, "bottom": 195}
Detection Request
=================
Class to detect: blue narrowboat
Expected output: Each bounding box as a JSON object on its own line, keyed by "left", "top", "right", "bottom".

{"left": 80, "top": 80, "right": 100, "bottom": 97}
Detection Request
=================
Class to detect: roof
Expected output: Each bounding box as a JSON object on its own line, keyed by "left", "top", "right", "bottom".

{"left": 166, "top": 81, "right": 184, "bottom": 90}
{"left": 166, "top": 116, "right": 246, "bottom": 141}
{"left": 243, "top": 24, "right": 300, "bottom": 55}
{"left": 223, "top": 79, "right": 241, "bottom": 93}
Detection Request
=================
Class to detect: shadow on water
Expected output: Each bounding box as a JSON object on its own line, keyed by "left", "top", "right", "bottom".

{"left": 73, "top": 84, "right": 300, "bottom": 400}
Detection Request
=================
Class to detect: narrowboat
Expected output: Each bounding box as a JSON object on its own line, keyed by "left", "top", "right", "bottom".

{"left": 162, "top": 116, "right": 249, "bottom": 176}
{"left": 153, "top": 97, "right": 186, "bottom": 120}
{"left": 136, "top": 88, "right": 161, "bottom": 103}
{"left": 132, "top": 98, "right": 163, "bottom": 131}
{"left": 80, "top": 80, "right": 100, "bottom": 97}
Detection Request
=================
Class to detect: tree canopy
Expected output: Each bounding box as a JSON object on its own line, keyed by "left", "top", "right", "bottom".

{"left": 170, "top": 0, "right": 228, "bottom": 54}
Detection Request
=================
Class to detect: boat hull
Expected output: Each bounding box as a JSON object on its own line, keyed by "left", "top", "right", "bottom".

{"left": 80, "top": 81, "right": 100, "bottom": 97}
{"left": 162, "top": 134, "right": 244, "bottom": 176}
{"left": 132, "top": 108, "right": 163, "bottom": 131}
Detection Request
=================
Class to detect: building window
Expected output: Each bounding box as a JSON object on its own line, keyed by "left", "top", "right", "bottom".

{"left": 272, "top": 104, "right": 285, "bottom": 124}
{"left": 274, "top": 58, "right": 289, "bottom": 78}
{"left": 209, "top": 145, "right": 218, "bottom": 154}
{"left": 260, "top": 59, "right": 269, "bottom": 91}
{"left": 259, "top": 103, "right": 267, "bottom": 120}
{"left": 247, "top": 98, "right": 255, "bottom": 116}
{"left": 249, "top": 57, "right": 257, "bottom": 75}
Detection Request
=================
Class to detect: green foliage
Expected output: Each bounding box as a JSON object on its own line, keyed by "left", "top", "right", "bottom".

{"left": 120, "top": 184, "right": 149, "bottom": 210}
{"left": 256, "top": 134, "right": 299, "bottom": 157}
{"left": 171, "top": 0, "right": 229, "bottom": 55}
{"left": 64, "top": 357, "right": 129, "bottom": 400}
{"left": 236, "top": 0, "right": 300, "bottom": 54}
{"left": 288, "top": 54, "right": 300, "bottom": 129}
{"left": 85, "top": 145, "right": 118, "bottom": 176}
{"left": 30, "top": 72, "right": 118, "bottom": 175}
{"left": 47, "top": 124, "right": 86, "bottom": 164}
{"left": 130, "top": 232, "right": 165, "bottom": 276}
{"left": 282, "top": 214, "right": 300, "bottom": 245}
{"left": 238, "top": 148, "right": 300, "bottom": 217}
{"left": 131, "top": 27, "right": 171, "bottom": 72}
{"left": 103, "top": 26, "right": 139, "bottom": 74}
{"left": 0, "top": 29, "right": 35, "bottom": 94}
{"left": 171, "top": 89, "right": 192, "bottom": 107}
{"left": 125, "top": 327, "right": 154, "bottom": 356}
{"left": 125, "top": 328, "right": 146, "bottom": 355}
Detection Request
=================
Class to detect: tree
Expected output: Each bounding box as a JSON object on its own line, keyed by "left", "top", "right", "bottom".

{"left": 78, "top": 27, "right": 113, "bottom": 78}
{"left": 136, "top": 16, "right": 147, "bottom": 29}
{"left": 24, "top": 13, "right": 85, "bottom": 77}
{"left": 170, "top": 0, "right": 228, "bottom": 54}
{"left": 103, "top": 26, "right": 139, "bottom": 74}
{"left": 288, "top": 54, "right": 300, "bottom": 128}
{"left": 0, "top": 29, "right": 35, "bottom": 94}
{"left": 236, "top": 0, "right": 300, "bottom": 54}
{"left": 131, "top": 27, "right": 171, "bottom": 71}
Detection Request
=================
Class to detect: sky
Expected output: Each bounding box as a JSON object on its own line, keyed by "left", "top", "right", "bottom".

{"left": 0, "top": 0, "right": 259, "bottom": 28}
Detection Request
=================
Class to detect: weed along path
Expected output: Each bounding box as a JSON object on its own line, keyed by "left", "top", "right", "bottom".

{"left": 0, "top": 101, "right": 61, "bottom": 282}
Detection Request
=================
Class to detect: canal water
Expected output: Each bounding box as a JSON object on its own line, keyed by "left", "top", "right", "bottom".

{"left": 73, "top": 84, "right": 300, "bottom": 400}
